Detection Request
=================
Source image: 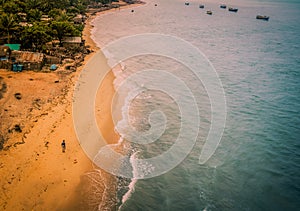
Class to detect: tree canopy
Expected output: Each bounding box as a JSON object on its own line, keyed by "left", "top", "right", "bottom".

{"left": 0, "top": 13, "right": 19, "bottom": 43}
{"left": 0, "top": 0, "right": 99, "bottom": 49}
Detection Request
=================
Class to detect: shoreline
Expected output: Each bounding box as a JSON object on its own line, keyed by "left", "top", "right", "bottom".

{"left": 62, "top": 1, "right": 147, "bottom": 208}
{"left": 0, "top": 1, "right": 144, "bottom": 210}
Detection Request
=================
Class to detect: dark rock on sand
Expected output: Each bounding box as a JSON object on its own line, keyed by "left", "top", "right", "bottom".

{"left": 14, "top": 93, "right": 22, "bottom": 100}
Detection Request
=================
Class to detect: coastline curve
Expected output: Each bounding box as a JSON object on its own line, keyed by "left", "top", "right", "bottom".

{"left": 72, "top": 33, "right": 227, "bottom": 179}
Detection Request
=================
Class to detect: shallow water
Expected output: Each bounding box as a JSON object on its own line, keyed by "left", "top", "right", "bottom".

{"left": 91, "top": 0, "right": 300, "bottom": 210}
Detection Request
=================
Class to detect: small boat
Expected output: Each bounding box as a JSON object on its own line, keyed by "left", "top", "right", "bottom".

{"left": 220, "top": 4, "right": 227, "bottom": 9}
{"left": 185, "top": 2, "right": 189, "bottom": 5}
{"left": 256, "top": 15, "right": 269, "bottom": 21}
{"left": 206, "top": 10, "right": 212, "bottom": 15}
{"left": 199, "top": 4, "right": 204, "bottom": 8}
{"left": 228, "top": 7, "right": 238, "bottom": 12}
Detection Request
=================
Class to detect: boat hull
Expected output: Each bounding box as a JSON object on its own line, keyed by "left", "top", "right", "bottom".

{"left": 256, "top": 15, "right": 269, "bottom": 21}
{"left": 228, "top": 8, "right": 238, "bottom": 12}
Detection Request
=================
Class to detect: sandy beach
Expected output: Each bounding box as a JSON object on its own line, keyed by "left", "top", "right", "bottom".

{"left": 0, "top": 2, "right": 142, "bottom": 210}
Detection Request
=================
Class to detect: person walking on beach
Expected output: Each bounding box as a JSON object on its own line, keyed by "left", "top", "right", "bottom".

{"left": 61, "top": 140, "right": 66, "bottom": 153}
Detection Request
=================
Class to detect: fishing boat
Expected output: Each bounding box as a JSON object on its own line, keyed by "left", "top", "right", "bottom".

{"left": 256, "top": 15, "right": 269, "bottom": 21}
{"left": 199, "top": 4, "right": 204, "bottom": 8}
{"left": 206, "top": 10, "right": 212, "bottom": 15}
{"left": 228, "top": 7, "right": 238, "bottom": 12}
{"left": 220, "top": 4, "right": 227, "bottom": 9}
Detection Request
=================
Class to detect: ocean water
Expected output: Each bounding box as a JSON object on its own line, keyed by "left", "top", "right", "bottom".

{"left": 90, "top": 0, "right": 300, "bottom": 210}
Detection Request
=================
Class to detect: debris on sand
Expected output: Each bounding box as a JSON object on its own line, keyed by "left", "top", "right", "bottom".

{"left": 0, "top": 77, "right": 7, "bottom": 99}
{"left": 14, "top": 93, "right": 22, "bottom": 100}
{"left": 14, "top": 124, "right": 22, "bottom": 133}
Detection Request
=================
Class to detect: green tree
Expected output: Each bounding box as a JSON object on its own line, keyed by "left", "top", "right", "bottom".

{"left": 0, "top": 13, "right": 19, "bottom": 43}
{"left": 2, "top": 1, "right": 20, "bottom": 13}
{"left": 27, "top": 9, "right": 42, "bottom": 22}
{"left": 40, "top": 0, "right": 55, "bottom": 13}
{"left": 25, "top": 0, "right": 42, "bottom": 10}
{"left": 48, "top": 8, "right": 63, "bottom": 19}
{"left": 50, "top": 21, "right": 79, "bottom": 45}
{"left": 55, "top": 12, "right": 70, "bottom": 22}
{"left": 21, "top": 23, "right": 51, "bottom": 51}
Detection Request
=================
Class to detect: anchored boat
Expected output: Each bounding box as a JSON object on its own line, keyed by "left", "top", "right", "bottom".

{"left": 256, "top": 15, "right": 269, "bottom": 21}
{"left": 228, "top": 7, "right": 238, "bottom": 12}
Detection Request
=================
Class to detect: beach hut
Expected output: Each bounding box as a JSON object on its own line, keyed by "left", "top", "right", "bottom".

{"left": 45, "top": 55, "right": 61, "bottom": 65}
{"left": 62, "top": 37, "right": 83, "bottom": 48}
{"left": 0, "top": 46, "right": 10, "bottom": 60}
{"left": 41, "top": 15, "right": 52, "bottom": 22}
{"left": 17, "top": 13, "right": 27, "bottom": 21}
{"left": 0, "top": 46, "right": 12, "bottom": 69}
{"left": 4, "top": 44, "right": 21, "bottom": 51}
{"left": 11, "top": 51, "right": 45, "bottom": 71}
{"left": 73, "top": 14, "right": 84, "bottom": 24}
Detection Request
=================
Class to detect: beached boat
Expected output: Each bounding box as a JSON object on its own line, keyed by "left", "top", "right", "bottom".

{"left": 206, "top": 10, "right": 212, "bottom": 15}
{"left": 256, "top": 15, "right": 269, "bottom": 21}
{"left": 199, "top": 4, "right": 204, "bottom": 8}
{"left": 228, "top": 7, "right": 238, "bottom": 12}
{"left": 220, "top": 5, "right": 227, "bottom": 9}
{"left": 185, "top": 2, "right": 189, "bottom": 5}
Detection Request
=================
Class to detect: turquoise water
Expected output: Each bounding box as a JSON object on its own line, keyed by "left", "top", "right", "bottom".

{"left": 91, "top": 0, "right": 300, "bottom": 210}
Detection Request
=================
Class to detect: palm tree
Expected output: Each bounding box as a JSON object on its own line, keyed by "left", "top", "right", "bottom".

{"left": 0, "top": 13, "right": 19, "bottom": 43}
{"left": 50, "top": 21, "right": 78, "bottom": 45}
{"left": 20, "top": 23, "right": 49, "bottom": 51}
{"left": 25, "top": 0, "right": 42, "bottom": 10}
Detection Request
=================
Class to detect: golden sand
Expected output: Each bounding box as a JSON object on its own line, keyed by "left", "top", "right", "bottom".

{"left": 0, "top": 2, "right": 142, "bottom": 210}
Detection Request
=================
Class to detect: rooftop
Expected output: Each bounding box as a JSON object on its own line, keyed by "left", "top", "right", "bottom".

{"left": 12, "top": 51, "right": 44, "bottom": 62}
{"left": 62, "top": 37, "right": 82, "bottom": 44}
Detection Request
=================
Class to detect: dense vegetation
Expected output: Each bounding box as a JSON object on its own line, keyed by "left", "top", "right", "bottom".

{"left": 0, "top": 0, "right": 111, "bottom": 51}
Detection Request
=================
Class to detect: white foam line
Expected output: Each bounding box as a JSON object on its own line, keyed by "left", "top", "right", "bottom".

{"left": 118, "top": 152, "right": 139, "bottom": 210}
{"left": 109, "top": 136, "right": 124, "bottom": 147}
